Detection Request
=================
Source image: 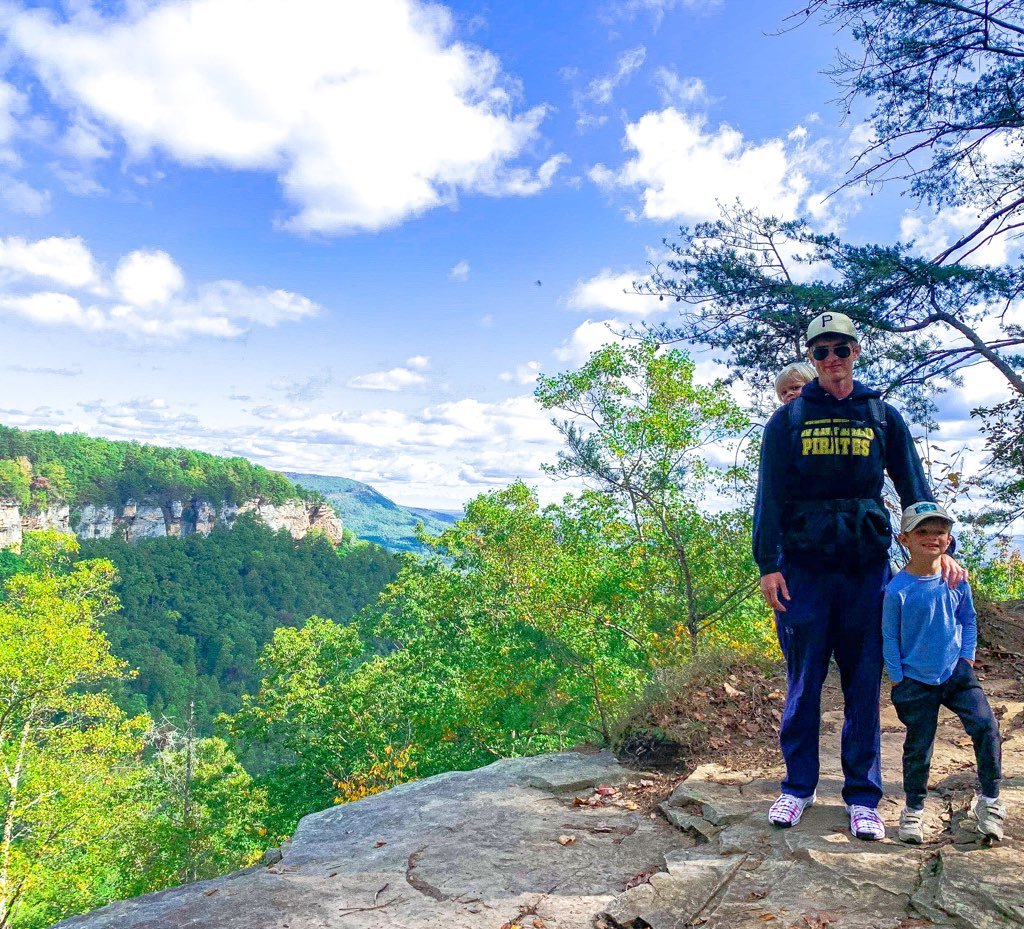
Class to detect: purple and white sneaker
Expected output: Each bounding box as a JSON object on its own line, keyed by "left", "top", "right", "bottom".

{"left": 847, "top": 804, "right": 885, "bottom": 841}
{"left": 768, "top": 792, "right": 815, "bottom": 828}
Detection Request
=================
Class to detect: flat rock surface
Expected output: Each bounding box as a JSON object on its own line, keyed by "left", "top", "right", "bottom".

{"left": 55, "top": 750, "right": 687, "bottom": 929}
{"left": 56, "top": 662, "right": 1024, "bottom": 929}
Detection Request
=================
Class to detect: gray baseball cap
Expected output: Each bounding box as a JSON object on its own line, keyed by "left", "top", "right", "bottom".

{"left": 805, "top": 312, "right": 858, "bottom": 345}
{"left": 900, "top": 501, "right": 954, "bottom": 533}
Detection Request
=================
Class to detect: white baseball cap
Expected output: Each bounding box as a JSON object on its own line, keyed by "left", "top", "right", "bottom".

{"left": 805, "top": 312, "right": 859, "bottom": 345}
{"left": 900, "top": 501, "right": 954, "bottom": 533}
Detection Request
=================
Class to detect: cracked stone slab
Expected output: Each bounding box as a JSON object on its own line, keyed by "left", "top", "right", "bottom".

{"left": 664, "top": 765, "right": 777, "bottom": 826}
{"left": 52, "top": 751, "right": 689, "bottom": 929}
{"left": 597, "top": 852, "right": 745, "bottom": 929}
{"left": 912, "top": 846, "right": 1024, "bottom": 929}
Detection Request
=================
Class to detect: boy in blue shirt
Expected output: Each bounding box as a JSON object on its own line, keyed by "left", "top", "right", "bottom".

{"left": 883, "top": 501, "right": 1006, "bottom": 844}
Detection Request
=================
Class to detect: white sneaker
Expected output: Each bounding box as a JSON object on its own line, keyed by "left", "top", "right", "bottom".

{"left": 898, "top": 806, "right": 925, "bottom": 844}
{"left": 768, "top": 792, "right": 815, "bottom": 828}
{"left": 973, "top": 796, "right": 1007, "bottom": 841}
{"left": 847, "top": 804, "right": 885, "bottom": 841}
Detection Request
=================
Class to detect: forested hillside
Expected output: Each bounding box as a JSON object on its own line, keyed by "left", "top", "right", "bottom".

{"left": 78, "top": 516, "right": 401, "bottom": 733}
{"left": 0, "top": 424, "right": 310, "bottom": 509}
{"left": 284, "top": 472, "right": 459, "bottom": 552}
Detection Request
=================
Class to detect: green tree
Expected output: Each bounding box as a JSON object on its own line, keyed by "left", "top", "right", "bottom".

{"left": 638, "top": 1, "right": 1024, "bottom": 522}
{"left": 535, "top": 341, "right": 759, "bottom": 650}
{"left": 124, "top": 727, "right": 270, "bottom": 892}
{"left": 0, "top": 532, "right": 149, "bottom": 928}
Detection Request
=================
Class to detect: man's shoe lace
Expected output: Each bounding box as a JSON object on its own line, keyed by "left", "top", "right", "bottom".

{"left": 768, "top": 793, "right": 812, "bottom": 827}
{"left": 848, "top": 804, "right": 885, "bottom": 840}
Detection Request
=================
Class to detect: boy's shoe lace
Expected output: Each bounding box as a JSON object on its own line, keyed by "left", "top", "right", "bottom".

{"left": 847, "top": 804, "right": 885, "bottom": 841}
{"left": 973, "top": 796, "right": 1007, "bottom": 841}
{"left": 898, "top": 806, "right": 925, "bottom": 844}
{"left": 768, "top": 792, "right": 815, "bottom": 828}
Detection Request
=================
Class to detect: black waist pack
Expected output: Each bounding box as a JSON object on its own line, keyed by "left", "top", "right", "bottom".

{"left": 782, "top": 497, "right": 892, "bottom": 566}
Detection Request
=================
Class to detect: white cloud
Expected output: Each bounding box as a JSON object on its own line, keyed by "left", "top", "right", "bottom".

{"left": 269, "top": 372, "right": 332, "bottom": 402}
{"left": 449, "top": 259, "right": 470, "bottom": 281}
{"left": 592, "top": 108, "right": 809, "bottom": 222}
{"left": 654, "top": 69, "right": 708, "bottom": 107}
{"left": 406, "top": 355, "right": 431, "bottom": 370}
{"left": 0, "top": 234, "right": 319, "bottom": 339}
{"left": 605, "top": 0, "right": 721, "bottom": 23}
{"left": 554, "top": 318, "right": 625, "bottom": 364}
{"left": 4, "top": 0, "right": 553, "bottom": 233}
{"left": 348, "top": 365, "right": 428, "bottom": 391}
{"left": 476, "top": 153, "right": 569, "bottom": 196}
{"left": 0, "top": 235, "right": 101, "bottom": 289}
{"left": 114, "top": 249, "right": 185, "bottom": 306}
{"left": 0, "top": 178, "right": 50, "bottom": 215}
{"left": 500, "top": 360, "right": 542, "bottom": 385}
{"left": 567, "top": 268, "right": 666, "bottom": 316}
{"left": 581, "top": 46, "right": 646, "bottom": 107}
{"left": 900, "top": 205, "right": 1011, "bottom": 266}
{"left": 0, "top": 82, "right": 25, "bottom": 145}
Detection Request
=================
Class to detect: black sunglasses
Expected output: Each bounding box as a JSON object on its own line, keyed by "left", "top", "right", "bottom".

{"left": 811, "top": 344, "right": 853, "bottom": 361}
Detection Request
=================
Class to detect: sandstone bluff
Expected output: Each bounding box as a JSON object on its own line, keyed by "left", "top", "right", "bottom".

{"left": 54, "top": 668, "right": 1023, "bottom": 929}
{"left": 0, "top": 497, "right": 343, "bottom": 549}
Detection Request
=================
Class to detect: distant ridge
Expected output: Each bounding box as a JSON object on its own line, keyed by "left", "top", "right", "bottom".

{"left": 283, "top": 473, "right": 459, "bottom": 553}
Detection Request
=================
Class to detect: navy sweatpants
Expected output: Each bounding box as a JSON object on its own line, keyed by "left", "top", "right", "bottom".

{"left": 775, "top": 558, "right": 890, "bottom": 808}
{"left": 892, "top": 658, "right": 1002, "bottom": 809}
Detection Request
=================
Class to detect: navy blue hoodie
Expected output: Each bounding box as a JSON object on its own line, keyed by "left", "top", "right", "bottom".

{"left": 752, "top": 378, "right": 934, "bottom": 575}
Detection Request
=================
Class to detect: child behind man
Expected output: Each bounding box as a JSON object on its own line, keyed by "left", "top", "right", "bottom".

{"left": 883, "top": 502, "right": 1007, "bottom": 843}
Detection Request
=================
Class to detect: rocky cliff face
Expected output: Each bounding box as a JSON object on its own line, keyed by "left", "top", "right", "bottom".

{"left": 0, "top": 497, "right": 343, "bottom": 550}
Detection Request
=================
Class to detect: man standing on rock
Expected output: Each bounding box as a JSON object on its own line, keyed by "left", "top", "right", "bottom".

{"left": 752, "top": 312, "right": 964, "bottom": 840}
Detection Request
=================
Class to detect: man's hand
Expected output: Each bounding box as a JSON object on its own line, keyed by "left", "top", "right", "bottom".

{"left": 760, "top": 571, "right": 790, "bottom": 612}
{"left": 940, "top": 553, "right": 967, "bottom": 587}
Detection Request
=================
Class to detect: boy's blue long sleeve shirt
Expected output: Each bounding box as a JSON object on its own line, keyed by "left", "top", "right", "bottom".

{"left": 882, "top": 571, "right": 977, "bottom": 685}
{"left": 752, "top": 379, "right": 934, "bottom": 575}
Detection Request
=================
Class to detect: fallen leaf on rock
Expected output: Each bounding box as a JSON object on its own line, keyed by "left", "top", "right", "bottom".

{"left": 557, "top": 835, "right": 576, "bottom": 846}
{"left": 758, "top": 914, "right": 776, "bottom": 922}
{"left": 374, "top": 840, "right": 387, "bottom": 848}
{"left": 623, "top": 800, "right": 640, "bottom": 810}
{"left": 640, "top": 778, "right": 654, "bottom": 787}
{"left": 202, "top": 888, "right": 219, "bottom": 897}
{"left": 532, "top": 920, "right": 546, "bottom": 928}
{"left": 595, "top": 785, "right": 618, "bottom": 796}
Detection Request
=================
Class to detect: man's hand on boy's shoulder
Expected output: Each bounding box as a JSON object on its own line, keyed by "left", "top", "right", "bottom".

{"left": 940, "top": 553, "right": 968, "bottom": 587}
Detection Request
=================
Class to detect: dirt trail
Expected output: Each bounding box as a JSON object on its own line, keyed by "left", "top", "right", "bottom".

{"left": 600, "top": 601, "right": 1024, "bottom": 929}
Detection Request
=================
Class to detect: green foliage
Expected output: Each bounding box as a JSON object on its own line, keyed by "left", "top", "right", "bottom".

{"left": 0, "top": 531, "right": 149, "bottom": 928}
{"left": 0, "top": 457, "right": 31, "bottom": 509}
{"left": 230, "top": 484, "right": 660, "bottom": 833}
{"left": 953, "top": 530, "right": 1024, "bottom": 602}
{"left": 81, "top": 516, "right": 401, "bottom": 734}
{"left": 228, "top": 343, "right": 774, "bottom": 833}
{"left": 0, "top": 424, "right": 315, "bottom": 509}
{"left": 536, "top": 340, "right": 761, "bottom": 647}
{"left": 124, "top": 733, "right": 270, "bottom": 890}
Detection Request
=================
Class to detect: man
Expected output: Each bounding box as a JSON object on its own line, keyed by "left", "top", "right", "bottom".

{"left": 753, "top": 312, "right": 963, "bottom": 840}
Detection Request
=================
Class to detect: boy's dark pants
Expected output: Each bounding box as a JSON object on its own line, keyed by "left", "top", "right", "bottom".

{"left": 891, "top": 658, "right": 1002, "bottom": 809}
{"left": 776, "top": 558, "right": 888, "bottom": 808}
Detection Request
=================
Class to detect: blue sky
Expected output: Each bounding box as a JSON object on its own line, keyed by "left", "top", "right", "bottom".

{"left": 0, "top": 0, "right": 1015, "bottom": 510}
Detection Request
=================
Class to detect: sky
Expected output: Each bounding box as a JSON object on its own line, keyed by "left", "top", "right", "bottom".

{"left": 0, "top": 0, "right": 1016, "bottom": 513}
